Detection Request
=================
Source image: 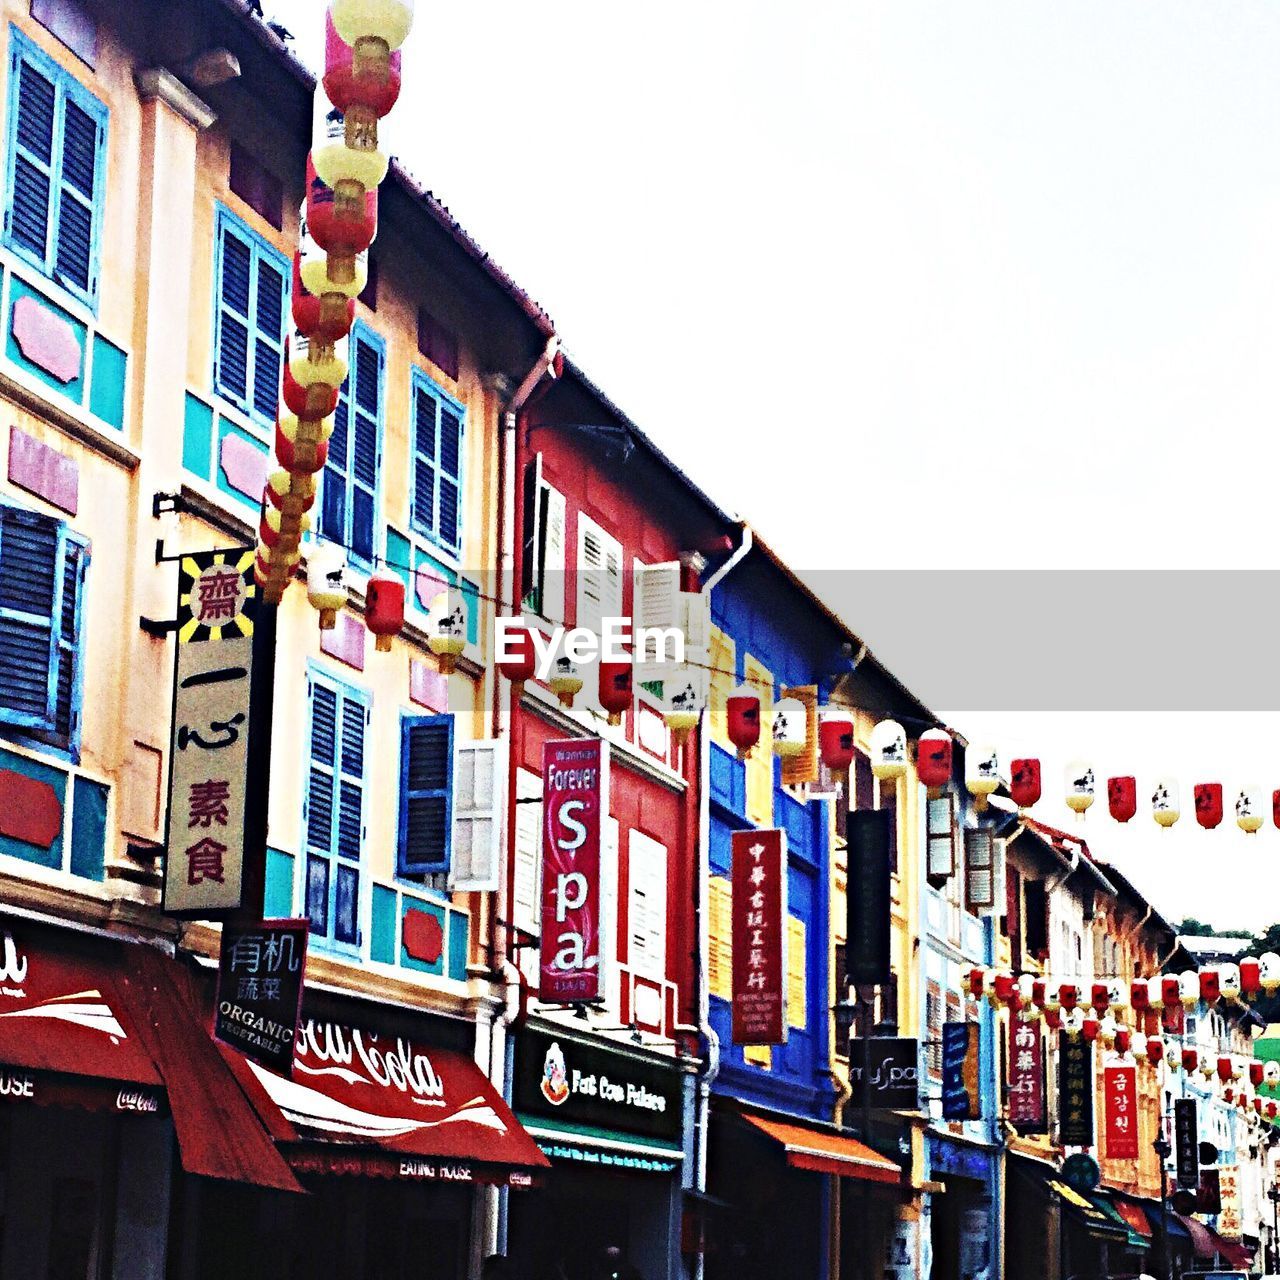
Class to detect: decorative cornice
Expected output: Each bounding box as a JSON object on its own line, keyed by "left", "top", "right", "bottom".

{"left": 133, "top": 68, "right": 217, "bottom": 132}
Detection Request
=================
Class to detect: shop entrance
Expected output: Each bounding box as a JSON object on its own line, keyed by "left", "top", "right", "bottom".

{"left": 929, "top": 1176, "right": 991, "bottom": 1280}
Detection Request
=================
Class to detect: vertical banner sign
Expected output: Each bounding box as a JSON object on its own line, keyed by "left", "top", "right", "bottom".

{"left": 730, "top": 828, "right": 787, "bottom": 1045}
{"left": 213, "top": 919, "right": 308, "bottom": 1075}
{"left": 1217, "top": 1164, "right": 1241, "bottom": 1239}
{"left": 846, "top": 810, "right": 891, "bottom": 986}
{"left": 164, "top": 549, "right": 259, "bottom": 916}
{"left": 1057, "top": 1036, "right": 1094, "bottom": 1147}
{"left": 1008, "top": 1020, "right": 1046, "bottom": 1133}
{"left": 1103, "top": 1063, "right": 1139, "bottom": 1159}
{"left": 1174, "top": 1098, "right": 1199, "bottom": 1189}
{"left": 941, "top": 1022, "right": 981, "bottom": 1121}
{"left": 539, "top": 738, "right": 609, "bottom": 1003}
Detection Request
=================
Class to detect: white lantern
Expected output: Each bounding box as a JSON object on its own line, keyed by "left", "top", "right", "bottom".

{"left": 1237, "top": 785, "right": 1264, "bottom": 834}
{"left": 307, "top": 543, "right": 348, "bottom": 629}
{"left": 1264, "top": 1061, "right": 1280, "bottom": 1087}
{"left": 1220, "top": 963, "right": 1241, "bottom": 1002}
{"left": 664, "top": 667, "right": 706, "bottom": 742}
{"left": 1178, "top": 969, "right": 1200, "bottom": 1010}
{"left": 773, "top": 697, "right": 807, "bottom": 758}
{"left": 330, "top": 0, "right": 416, "bottom": 52}
{"left": 1261, "top": 953, "right": 1280, "bottom": 995}
{"left": 1060, "top": 1008, "right": 1084, "bottom": 1038}
{"left": 1107, "top": 978, "right": 1129, "bottom": 1012}
{"left": 1146, "top": 975, "right": 1165, "bottom": 1011}
{"left": 1152, "top": 777, "right": 1181, "bottom": 828}
{"left": 1064, "top": 761, "right": 1096, "bottom": 816}
{"left": 426, "top": 590, "right": 468, "bottom": 674}
{"left": 548, "top": 656, "right": 583, "bottom": 708}
{"left": 1098, "top": 1014, "right": 1118, "bottom": 1047}
{"left": 965, "top": 744, "right": 999, "bottom": 810}
{"left": 1131, "top": 1032, "right": 1149, "bottom": 1062}
{"left": 1015, "top": 975, "right": 1036, "bottom": 1011}
{"left": 870, "top": 719, "right": 908, "bottom": 781}
{"left": 290, "top": 324, "right": 351, "bottom": 390}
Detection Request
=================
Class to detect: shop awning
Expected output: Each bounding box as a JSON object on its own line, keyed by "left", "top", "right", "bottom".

{"left": 1088, "top": 1192, "right": 1150, "bottom": 1249}
{"left": 1175, "top": 1215, "right": 1254, "bottom": 1269}
{"left": 741, "top": 1114, "right": 902, "bottom": 1185}
{"left": 1110, "top": 1197, "right": 1153, "bottom": 1243}
{"left": 222, "top": 1014, "right": 550, "bottom": 1184}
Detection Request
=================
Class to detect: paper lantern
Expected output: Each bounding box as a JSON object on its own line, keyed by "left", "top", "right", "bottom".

{"left": 818, "top": 705, "right": 855, "bottom": 776}
{"left": 965, "top": 745, "right": 999, "bottom": 810}
{"left": 1015, "top": 975, "right": 1036, "bottom": 1011}
{"left": 1261, "top": 953, "right": 1280, "bottom": 995}
{"left": 496, "top": 621, "right": 537, "bottom": 694}
{"left": 1108, "top": 775, "right": 1137, "bottom": 823}
{"left": 1044, "top": 983, "right": 1062, "bottom": 1015}
{"left": 598, "top": 658, "right": 633, "bottom": 726}
{"left": 664, "top": 670, "right": 704, "bottom": 742}
{"left": 1237, "top": 785, "right": 1264, "bottom": 834}
{"left": 1098, "top": 1014, "right": 1117, "bottom": 1047}
{"left": 1059, "top": 982, "right": 1080, "bottom": 1012}
{"left": 1060, "top": 1009, "right": 1084, "bottom": 1039}
{"left": 1274, "top": 789, "right": 1280, "bottom": 829}
{"left": 300, "top": 207, "right": 369, "bottom": 301}
{"left": 1160, "top": 975, "right": 1181, "bottom": 1010}
{"left": 1200, "top": 968, "right": 1221, "bottom": 1005}
{"left": 1181, "top": 1047, "right": 1199, "bottom": 1073}
{"left": 993, "top": 972, "right": 1016, "bottom": 1007}
{"left": 292, "top": 251, "right": 354, "bottom": 343}
{"left": 1010, "top": 758, "right": 1041, "bottom": 810}
{"left": 966, "top": 968, "right": 986, "bottom": 1001}
{"left": 548, "top": 656, "right": 583, "bottom": 708}
{"left": 1146, "top": 1037, "right": 1164, "bottom": 1065}
{"left": 1194, "top": 782, "right": 1223, "bottom": 830}
{"left": 1218, "top": 1055, "right": 1234, "bottom": 1083}
{"left": 1081, "top": 1012, "right": 1100, "bottom": 1043}
{"left": 1220, "top": 963, "right": 1241, "bottom": 1002}
{"left": 726, "top": 684, "right": 761, "bottom": 759}
{"left": 426, "top": 591, "right": 468, "bottom": 674}
{"left": 773, "top": 697, "right": 807, "bottom": 758}
{"left": 1106, "top": 979, "right": 1128, "bottom": 1012}
{"left": 1032, "top": 979, "right": 1048, "bottom": 1009}
{"left": 282, "top": 337, "right": 342, "bottom": 420}
{"left": 1251, "top": 1060, "right": 1265, "bottom": 1088}
{"left": 1152, "top": 777, "right": 1180, "bottom": 828}
{"left": 1064, "top": 761, "right": 1095, "bottom": 816}
{"left": 870, "top": 720, "right": 907, "bottom": 780}
{"left": 1127, "top": 979, "right": 1149, "bottom": 1012}
{"left": 259, "top": 505, "right": 309, "bottom": 550}
{"left": 307, "top": 543, "right": 348, "bottom": 629}
{"left": 1265, "top": 1061, "right": 1280, "bottom": 1086}
{"left": 1044, "top": 1007, "right": 1062, "bottom": 1031}
{"left": 1146, "top": 975, "right": 1165, "bottom": 1011}
{"left": 1178, "top": 970, "right": 1199, "bottom": 1010}
{"left": 1240, "top": 957, "right": 1262, "bottom": 999}
{"left": 1224, "top": 1087, "right": 1235, "bottom": 1103}
{"left": 1269, "top": 1101, "right": 1278, "bottom": 1120}
{"left": 306, "top": 154, "right": 378, "bottom": 283}
{"left": 311, "top": 104, "right": 388, "bottom": 211}
{"left": 329, "top": 0, "right": 415, "bottom": 54}
{"left": 324, "top": 9, "right": 403, "bottom": 119}
{"left": 1130, "top": 1032, "right": 1148, "bottom": 1061}
{"left": 266, "top": 469, "right": 316, "bottom": 518}
{"left": 366, "top": 569, "right": 404, "bottom": 652}
{"left": 275, "top": 421, "right": 330, "bottom": 476}
{"left": 917, "top": 728, "right": 953, "bottom": 793}
{"left": 1091, "top": 982, "right": 1110, "bottom": 1014}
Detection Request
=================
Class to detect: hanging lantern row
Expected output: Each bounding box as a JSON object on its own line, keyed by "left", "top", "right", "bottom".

{"left": 254, "top": 0, "right": 414, "bottom": 643}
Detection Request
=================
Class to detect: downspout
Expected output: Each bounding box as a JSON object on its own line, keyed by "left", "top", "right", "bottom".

{"left": 693, "top": 522, "right": 751, "bottom": 1280}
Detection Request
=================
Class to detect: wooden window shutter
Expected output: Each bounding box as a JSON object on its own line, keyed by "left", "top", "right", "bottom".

{"left": 708, "top": 876, "right": 732, "bottom": 1001}
{"left": 786, "top": 916, "right": 806, "bottom": 1030}
{"left": 512, "top": 767, "right": 543, "bottom": 939}
{"left": 627, "top": 830, "right": 667, "bottom": 982}
{"left": 448, "top": 737, "right": 507, "bottom": 892}
{"left": 707, "top": 625, "right": 736, "bottom": 750}
{"left": 633, "top": 561, "right": 681, "bottom": 684}
{"left": 853, "top": 750, "right": 874, "bottom": 812}
{"left": 926, "top": 793, "right": 956, "bottom": 886}
{"left": 964, "top": 828, "right": 996, "bottom": 911}
{"left": 780, "top": 685, "right": 819, "bottom": 787}
{"left": 397, "top": 714, "right": 454, "bottom": 876}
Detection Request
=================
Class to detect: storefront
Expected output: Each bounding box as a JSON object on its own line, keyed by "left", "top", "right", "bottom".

{"left": 926, "top": 1133, "right": 1002, "bottom": 1280}
{"left": 507, "top": 1023, "right": 687, "bottom": 1280}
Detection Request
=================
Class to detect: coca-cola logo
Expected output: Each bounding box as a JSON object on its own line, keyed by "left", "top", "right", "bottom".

{"left": 297, "top": 1021, "right": 445, "bottom": 1101}
{"left": 116, "top": 1089, "right": 159, "bottom": 1113}
{"left": 0, "top": 931, "right": 28, "bottom": 995}
{"left": 0, "top": 1071, "right": 33, "bottom": 1098}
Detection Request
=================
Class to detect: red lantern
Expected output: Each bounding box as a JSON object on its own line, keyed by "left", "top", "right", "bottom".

{"left": 1273, "top": 789, "right": 1280, "bottom": 829}
{"left": 1044, "top": 1007, "right": 1062, "bottom": 1030}
{"left": 1161, "top": 976, "right": 1181, "bottom": 1011}
{"left": 1108, "top": 776, "right": 1137, "bottom": 823}
{"left": 1218, "top": 1055, "right": 1233, "bottom": 1083}
{"left": 1147, "top": 1037, "right": 1164, "bottom": 1065}
{"left": 306, "top": 154, "right": 378, "bottom": 269}
{"left": 323, "top": 9, "right": 403, "bottom": 118}
{"left": 1255, "top": 1097, "right": 1264, "bottom": 1114}
{"left": 1251, "top": 1061, "right": 1265, "bottom": 1088}
{"left": 1130, "top": 979, "right": 1150, "bottom": 1012}
{"left": 819, "top": 707, "right": 856, "bottom": 776}
{"left": 1082, "top": 1014, "right": 1100, "bottom": 1043}
{"left": 291, "top": 251, "right": 355, "bottom": 344}
{"left": 1241, "top": 958, "right": 1262, "bottom": 998}
{"left": 1115, "top": 1028, "right": 1131, "bottom": 1054}
{"left": 1059, "top": 983, "right": 1079, "bottom": 1011}
{"left": 1194, "top": 782, "right": 1224, "bottom": 830}
{"left": 275, "top": 422, "right": 330, "bottom": 475}
{"left": 1268, "top": 1102, "right": 1278, "bottom": 1120}
{"left": 1091, "top": 983, "right": 1110, "bottom": 1014}
{"left": 1032, "top": 979, "right": 1047, "bottom": 1009}
{"left": 598, "top": 659, "right": 633, "bottom": 726}
{"left": 1224, "top": 1087, "right": 1235, "bottom": 1102}
{"left": 917, "top": 729, "right": 953, "bottom": 791}
{"left": 283, "top": 335, "right": 342, "bottom": 419}
{"left": 1010, "top": 758, "right": 1042, "bottom": 809}
{"left": 366, "top": 570, "right": 405, "bottom": 652}
{"left": 994, "top": 973, "right": 1016, "bottom": 1005}
{"left": 1181, "top": 1047, "right": 1198, "bottom": 1073}
{"left": 967, "top": 968, "right": 986, "bottom": 1000}
{"left": 496, "top": 622, "right": 537, "bottom": 693}
{"left": 726, "top": 685, "right": 762, "bottom": 759}
{"left": 1200, "top": 968, "right": 1221, "bottom": 1005}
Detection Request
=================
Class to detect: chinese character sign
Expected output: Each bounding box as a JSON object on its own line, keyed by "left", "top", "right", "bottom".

{"left": 1217, "top": 1164, "right": 1241, "bottom": 1240}
{"left": 164, "top": 550, "right": 258, "bottom": 915}
{"left": 213, "top": 919, "right": 308, "bottom": 1075}
{"left": 1103, "top": 1063, "right": 1138, "bottom": 1159}
{"left": 1008, "top": 1021, "right": 1046, "bottom": 1133}
{"left": 731, "top": 828, "right": 787, "bottom": 1046}
{"left": 1174, "top": 1097, "right": 1199, "bottom": 1189}
{"left": 539, "top": 739, "right": 609, "bottom": 1003}
{"left": 1057, "top": 1036, "right": 1094, "bottom": 1147}
{"left": 941, "top": 1022, "right": 981, "bottom": 1121}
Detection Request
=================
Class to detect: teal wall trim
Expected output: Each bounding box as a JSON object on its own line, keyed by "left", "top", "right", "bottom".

{"left": 0, "top": 746, "right": 66, "bottom": 869}
{"left": 264, "top": 846, "right": 294, "bottom": 918}
{"left": 68, "top": 774, "right": 106, "bottom": 881}
{"left": 182, "top": 393, "right": 214, "bottom": 480}
{"left": 370, "top": 882, "right": 397, "bottom": 964}
{"left": 6, "top": 276, "right": 86, "bottom": 403}
{"left": 88, "top": 333, "right": 126, "bottom": 429}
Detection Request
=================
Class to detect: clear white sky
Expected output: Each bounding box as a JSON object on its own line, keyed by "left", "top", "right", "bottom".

{"left": 272, "top": 1, "right": 1280, "bottom": 930}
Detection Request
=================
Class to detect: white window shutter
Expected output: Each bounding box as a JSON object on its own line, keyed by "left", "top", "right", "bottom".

{"left": 627, "top": 830, "right": 667, "bottom": 982}
{"left": 512, "top": 767, "right": 542, "bottom": 937}
{"left": 926, "top": 794, "right": 956, "bottom": 884}
{"left": 634, "top": 560, "right": 681, "bottom": 683}
{"left": 964, "top": 827, "right": 996, "bottom": 911}
{"left": 542, "top": 485, "right": 566, "bottom": 626}
{"left": 682, "top": 590, "right": 711, "bottom": 654}
{"left": 448, "top": 737, "right": 508, "bottom": 892}
{"left": 601, "top": 815, "right": 620, "bottom": 1015}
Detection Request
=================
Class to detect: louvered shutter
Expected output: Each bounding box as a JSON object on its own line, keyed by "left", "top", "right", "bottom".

{"left": 627, "top": 830, "right": 667, "bottom": 982}
{"left": 334, "top": 691, "right": 367, "bottom": 945}
{"left": 438, "top": 402, "right": 462, "bottom": 553}
{"left": 304, "top": 679, "right": 338, "bottom": 934}
{"left": 781, "top": 685, "right": 819, "bottom": 787}
{"left": 252, "top": 253, "right": 285, "bottom": 422}
{"left": 215, "top": 222, "right": 252, "bottom": 404}
{"left": 412, "top": 378, "right": 438, "bottom": 538}
{"left": 519, "top": 455, "right": 544, "bottom": 613}
{"left": 576, "top": 516, "right": 620, "bottom": 635}
{"left": 540, "top": 485, "right": 566, "bottom": 626}
{"left": 0, "top": 504, "right": 62, "bottom": 733}
{"left": 512, "top": 767, "right": 542, "bottom": 937}
{"left": 53, "top": 97, "right": 97, "bottom": 295}
{"left": 707, "top": 626, "right": 735, "bottom": 748}
{"left": 964, "top": 828, "right": 996, "bottom": 911}
{"left": 448, "top": 737, "right": 507, "bottom": 892}
{"left": 54, "top": 535, "right": 88, "bottom": 744}
{"left": 350, "top": 333, "right": 382, "bottom": 565}
{"left": 786, "top": 916, "right": 806, "bottom": 1030}
{"left": 9, "top": 50, "right": 55, "bottom": 262}
{"left": 926, "top": 793, "right": 956, "bottom": 886}
{"left": 708, "top": 876, "right": 732, "bottom": 1001}
{"left": 398, "top": 714, "right": 454, "bottom": 876}
{"left": 601, "top": 815, "right": 620, "bottom": 1014}
{"left": 633, "top": 561, "right": 680, "bottom": 683}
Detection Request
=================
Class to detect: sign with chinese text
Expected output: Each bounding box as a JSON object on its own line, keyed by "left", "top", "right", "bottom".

{"left": 1103, "top": 1062, "right": 1138, "bottom": 1159}
{"left": 1196, "top": 1167, "right": 1221, "bottom": 1214}
{"left": 846, "top": 810, "right": 891, "bottom": 985}
{"left": 941, "top": 1022, "right": 980, "bottom": 1121}
{"left": 731, "top": 828, "right": 787, "bottom": 1045}
{"left": 213, "top": 919, "right": 308, "bottom": 1075}
{"left": 1057, "top": 1036, "right": 1094, "bottom": 1147}
{"left": 1174, "top": 1097, "right": 1199, "bottom": 1189}
{"left": 1008, "top": 1019, "right": 1046, "bottom": 1132}
{"left": 848, "top": 1037, "right": 920, "bottom": 1110}
{"left": 1217, "top": 1164, "right": 1241, "bottom": 1239}
{"left": 163, "top": 549, "right": 259, "bottom": 915}
{"left": 539, "top": 738, "right": 608, "bottom": 1003}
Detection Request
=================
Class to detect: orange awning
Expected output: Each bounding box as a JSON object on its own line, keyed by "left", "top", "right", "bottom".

{"left": 1113, "top": 1199, "right": 1152, "bottom": 1238}
{"left": 742, "top": 1114, "right": 902, "bottom": 1185}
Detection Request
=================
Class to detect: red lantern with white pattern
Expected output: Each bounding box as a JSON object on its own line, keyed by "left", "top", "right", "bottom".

{"left": 917, "top": 728, "right": 952, "bottom": 794}
{"left": 598, "top": 658, "right": 633, "bottom": 726}
{"left": 366, "top": 569, "right": 404, "bottom": 652}
{"left": 726, "top": 685, "right": 762, "bottom": 759}
{"left": 818, "top": 705, "right": 856, "bottom": 777}
{"left": 1010, "top": 758, "right": 1042, "bottom": 810}
{"left": 1108, "top": 776, "right": 1137, "bottom": 823}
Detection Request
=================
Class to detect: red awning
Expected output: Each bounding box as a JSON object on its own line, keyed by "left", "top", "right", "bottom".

{"left": 1112, "top": 1199, "right": 1152, "bottom": 1238}
{"left": 1174, "top": 1213, "right": 1252, "bottom": 1267}
{"left": 1206, "top": 1225, "right": 1254, "bottom": 1269}
{"left": 742, "top": 1114, "right": 903, "bottom": 1185}
{"left": 222, "top": 1014, "right": 550, "bottom": 1184}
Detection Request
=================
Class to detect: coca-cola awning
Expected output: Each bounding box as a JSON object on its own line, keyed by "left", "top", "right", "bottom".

{"left": 222, "top": 1015, "right": 550, "bottom": 1184}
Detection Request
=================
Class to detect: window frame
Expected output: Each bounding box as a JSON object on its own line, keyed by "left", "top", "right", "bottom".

{"left": 397, "top": 711, "right": 455, "bottom": 878}
{"left": 210, "top": 203, "right": 288, "bottom": 431}
{"left": 409, "top": 366, "right": 465, "bottom": 559}
{"left": 3, "top": 26, "right": 108, "bottom": 311}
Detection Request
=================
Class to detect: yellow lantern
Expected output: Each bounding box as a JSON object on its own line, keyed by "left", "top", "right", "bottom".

{"left": 280, "top": 411, "right": 336, "bottom": 447}
{"left": 870, "top": 719, "right": 908, "bottom": 781}
{"left": 426, "top": 590, "right": 468, "bottom": 674}
{"left": 548, "top": 656, "right": 583, "bottom": 708}
{"left": 311, "top": 103, "right": 388, "bottom": 213}
{"left": 267, "top": 469, "right": 316, "bottom": 519}
{"left": 965, "top": 744, "right": 999, "bottom": 811}
{"left": 330, "top": 0, "right": 416, "bottom": 53}
{"left": 663, "top": 668, "right": 705, "bottom": 744}
{"left": 290, "top": 325, "right": 350, "bottom": 389}
{"left": 772, "top": 696, "right": 807, "bottom": 758}
{"left": 300, "top": 217, "right": 368, "bottom": 303}
{"left": 1152, "top": 777, "right": 1180, "bottom": 828}
{"left": 1237, "top": 785, "right": 1264, "bottom": 834}
{"left": 307, "top": 543, "right": 348, "bottom": 629}
{"left": 1064, "top": 760, "right": 1095, "bottom": 817}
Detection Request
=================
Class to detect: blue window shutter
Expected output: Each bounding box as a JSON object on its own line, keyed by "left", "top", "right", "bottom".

{"left": 305, "top": 679, "right": 338, "bottom": 862}
{"left": 252, "top": 254, "right": 285, "bottom": 421}
{"left": 53, "top": 96, "right": 97, "bottom": 296}
{"left": 320, "top": 324, "right": 382, "bottom": 567}
{"left": 439, "top": 403, "right": 462, "bottom": 553}
{"left": 397, "top": 713, "right": 454, "bottom": 876}
{"left": 7, "top": 47, "right": 55, "bottom": 263}
{"left": 215, "top": 218, "right": 252, "bottom": 405}
{"left": 411, "top": 371, "right": 465, "bottom": 555}
{"left": 0, "top": 502, "right": 64, "bottom": 735}
{"left": 55, "top": 533, "right": 88, "bottom": 748}
{"left": 412, "top": 378, "right": 438, "bottom": 538}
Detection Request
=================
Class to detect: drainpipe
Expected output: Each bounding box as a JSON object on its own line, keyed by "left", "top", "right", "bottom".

{"left": 693, "top": 522, "right": 751, "bottom": 1280}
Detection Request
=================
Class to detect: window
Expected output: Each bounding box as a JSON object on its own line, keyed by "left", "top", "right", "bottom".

{"left": 787, "top": 915, "right": 806, "bottom": 1030}
{"left": 707, "top": 625, "right": 736, "bottom": 750}
{"left": 0, "top": 500, "right": 87, "bottom": 753}
{"left": 926, "top": 979, "right": 943, "bottom": 1080}
{"left": 708, "top": 875, "right": 732, "bottom": 1001}
{"left": 320, "top": 323, "right": 384, "bottom": 568}
{"left": 4, "top": 28, "right": 107, "bottom": 307}
{"left": 411, "top": 370, "right": 464, "bottom": 556}
{"left": 213, "top": 205, "right": 287, "bottom": 425}
{"left": 228, "top": 144, "right": 283, "bottom": 231}
{"left": 627, "top": 830, "right": 667, "bottom": 982}
{"left": 304, "top": 671, "right": 368, "bottom": 948}
{"left": 397, "top": 713, "right": 453, "bottom": 877}
{"left": 575, "top": 514, "right": 622, "bottom": 635}
{"left": 417, "top": 307, "right": 458, "bottom": 380}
